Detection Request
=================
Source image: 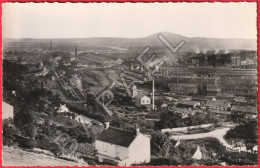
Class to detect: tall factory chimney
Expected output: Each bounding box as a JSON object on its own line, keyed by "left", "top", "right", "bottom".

{"left": 50, "top": 41, "right": 53, "bottom": 61}
{"left": 130, "top": 45, "right": 132, "bottom": 55}
{"left": 50, "top": 41, "right": 53, "bottom": 70}
{"left": 75, "top": 46, "right": 78, "bottom": 61}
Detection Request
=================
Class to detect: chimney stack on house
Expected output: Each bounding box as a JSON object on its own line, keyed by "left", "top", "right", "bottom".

{"left": 136, "top": 128, "right": 140, "bottom": 136}
{"left": 135, "top": 124, "right": 140, "bottom": 135}
{"left": 105, "top": 122, "right": 110, "bottom": 130}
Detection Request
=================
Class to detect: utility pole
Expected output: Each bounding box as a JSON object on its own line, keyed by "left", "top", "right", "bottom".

{"left": 152, "top": 77, "right": 155, "bottom": 110}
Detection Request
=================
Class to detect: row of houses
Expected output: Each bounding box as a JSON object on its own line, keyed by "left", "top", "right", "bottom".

{"left": 154, "top": 65, "right": 257, "bottom": 79}
{"left": 144, "top": 99, "right": 257, "bottom": 129}
{"left": 168, "top": 81, "right": 257, "bottom": 97}
{"left": 177, "top": 99, "right": 257, "bottom": 117}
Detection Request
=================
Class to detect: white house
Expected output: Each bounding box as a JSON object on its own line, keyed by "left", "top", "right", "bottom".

{"left": 2, "top": 101, "right": 14, "bottom": 119}
{"left": 75, "top": 115, "right": 92, "bottom": 124}
{"left": 57, "top": 104, "right": 69, "bottom": 113}
{"left": 135, "top": 93, "right": 150, "bottom": 106}
{"left": 95, "top": 123, "right": 150, "bottom": 166}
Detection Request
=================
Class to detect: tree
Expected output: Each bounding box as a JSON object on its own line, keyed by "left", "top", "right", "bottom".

{"left": 3, "top": 118, "right": 19, "bottom": 146}
{"left": 225, "top": 120, "right": 257, "bottom": 149}
{"left": 21, "top": 123, "right": 38, "bottom": 139}
{"left": 150, "top": 131, "right": 172, "bottom": 157}
{"left": 14, "top": 106, "right": 33, "bottom": 127}
{"left": 156, "top": 111, "right": 186, "bottom": 130}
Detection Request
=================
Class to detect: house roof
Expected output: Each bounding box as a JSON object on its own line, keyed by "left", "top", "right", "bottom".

{"left": 207, "top": 85, "right": 221, "bottom": 92}
{"left": 192, "top": 95, "right": 215, "bottom": 102}
{"left": 231, "top": 105, "right": 257, "bottom": 114}
{"left": 168, "top": 106, "right": 189, "bottom": 114}
{"left": 177, "top": 100, "right": 199, "bottom": 106}
{"left": 234, "top": 96, "right": 246, "bottom": 102}
{"left": 135, "top": 93, "right": 149, "bottom": 100}
{"left": 96, "top": 127, "right": 137, "bottom": 147}
{"left": 168, "top": 83, "right": 198, "bottom": 88}
{"left": 145, "top": 108, "right": 169, "bottom": 120}
{"left": 206, "top": 100, "right": 230, "bottom": 109}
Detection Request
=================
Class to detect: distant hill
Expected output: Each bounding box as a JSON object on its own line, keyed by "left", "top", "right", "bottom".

{"left": 3, "top": 32, "right": 257, "bottom": 51}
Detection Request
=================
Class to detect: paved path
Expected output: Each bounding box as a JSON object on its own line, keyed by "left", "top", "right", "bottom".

{"left": 170, "top": 127, "right": 232, "bottom": 148}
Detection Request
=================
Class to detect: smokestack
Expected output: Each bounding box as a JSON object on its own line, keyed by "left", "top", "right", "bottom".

{"left": 104, "top": 122, "right": 110, "bottom": 130}
{"left": 75, "top": 46, "right": 78, "bottom": 61}
{"left": 50, "top": 41, "right": 53, "bottom": 69}
{"left": 50, "top": 41, "right": 53, "bottom": 61}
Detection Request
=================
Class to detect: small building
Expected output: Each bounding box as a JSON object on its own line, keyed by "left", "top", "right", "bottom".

{"left": 95, "top": 123, "right": 150, "bottom": 166}
{"left": 135, "top": 93, "right": 150, "bottom": 106}
{"left": 231, "top": 55, "right": 241, "bottom": 67}
{"left": 145, "top": 108, "right": 169, "bottom": 129}
{"left": 205, "top": 100, "right": 230, "bottom": 111}
{"left": 57, "top": 104, "right": 69, "bottom": 113}
{"left": 168, "top": 106, "right": 191, "bottom": 118}
{"left": 75, "top": 115, "right": 92, "bottom": 124}
{"left": 176, "top": 100, "right": 200, "bottom": 109}
{"left": 191, "top": 95, "right": 216, "bottom": 105}
{"left": 234, "top": 96, "right": 247, "bottom": 103}
{"left": 231, "top": 105, "right": 257, "bottom": 118}
{"left": 207, "top": 85, "right": 221, "bottom": 96}
{"left": 168, "top": 83, "right": 198, "bottom": 94}
{"left": 2, "top": 101, "right": 14, "bottom": 119}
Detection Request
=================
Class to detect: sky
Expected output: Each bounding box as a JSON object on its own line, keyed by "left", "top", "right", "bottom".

{"left": 2, "top": 2, "right": 257, "bottom": 39}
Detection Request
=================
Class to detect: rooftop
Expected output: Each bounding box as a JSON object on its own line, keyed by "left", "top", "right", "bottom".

{"left": 96, "top": 127, "right": 137, "bottom": 147}
{"left": 135, "top": 93, "right": 149, "bottom": 100}
{"left": 145, "top": 108, "right": 169, "bottom": 120}
{"left": 177, "top": 100, "right": 199, "bottom": 106}
{"left": 231, "top": 105, "right": 257, "bottom": 114}
{"left": 206, "top": 100, "right": 230, "bottom": 109}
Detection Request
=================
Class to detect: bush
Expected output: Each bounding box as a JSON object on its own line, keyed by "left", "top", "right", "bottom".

{"left": 18, "top": 139, "right": 38, "bottom": 149}
{"left": 149, "top": 156, "right": 194, "bottom": 166}
{"left": 3, "top": 118, "right": 19, "bottom": 146}
{"left": 225, "top": 120, "right": 257, "bottom": 149}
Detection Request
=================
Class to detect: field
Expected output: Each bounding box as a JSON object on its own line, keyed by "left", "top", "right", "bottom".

{"left": 2, "top": 147, "right": 88, "bottom": 166}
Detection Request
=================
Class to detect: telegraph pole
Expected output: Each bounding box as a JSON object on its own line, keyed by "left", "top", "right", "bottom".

{"left": 152, "top": 77, "right": 155, "bottom": 110}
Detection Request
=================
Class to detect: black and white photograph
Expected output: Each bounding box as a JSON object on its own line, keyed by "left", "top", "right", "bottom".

{"left": 2, "top": 2, "right": 258, "bottom": 166}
